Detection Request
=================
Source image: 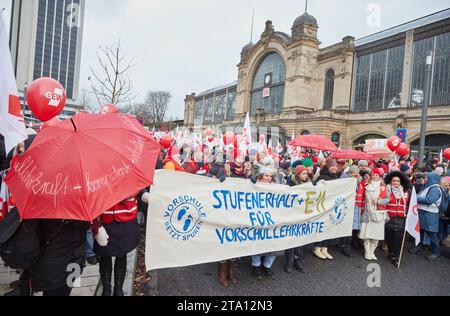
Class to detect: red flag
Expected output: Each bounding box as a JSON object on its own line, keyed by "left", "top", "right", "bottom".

{"left": 406, "top": 188, "right": 421, "bottom": 246}
{"left": 0, "top": 12, "right": 27, "bottom": 153}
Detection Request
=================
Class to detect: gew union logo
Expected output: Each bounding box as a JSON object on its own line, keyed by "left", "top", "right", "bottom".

{"left": 330, "top": 197, "right": 348, "bottom": 226}
{"left": 164, "top": 196, "right": 206, "bottom": 241}
{"left": 45, "top": 88, "right": 64, "bottom": 107}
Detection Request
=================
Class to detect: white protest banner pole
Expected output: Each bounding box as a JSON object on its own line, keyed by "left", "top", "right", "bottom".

{"left": 398, "top": 187, "right": 420, "bottom": 269}
{"left": 397, "top": 224, "right": 408, "bottom": 270}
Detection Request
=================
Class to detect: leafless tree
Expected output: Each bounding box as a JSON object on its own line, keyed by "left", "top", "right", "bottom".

{"left": 131, "top": 91, "right": 172, "bottom": 126}
{"left": 88, "top": 40, "right": 136, "bottom": 110}
{"left": 79, "top": 90, "right": 97, "bottom": 113}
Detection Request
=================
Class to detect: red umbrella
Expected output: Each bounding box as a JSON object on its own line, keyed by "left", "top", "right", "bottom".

{"left": 329, "top": 150, "right": 376, "bottom": 161}
{"left": 5, "top": 113, "right": 161, "bottom": 222}
{"left": 290, "top": 135, "right": 339, "bottom": 152}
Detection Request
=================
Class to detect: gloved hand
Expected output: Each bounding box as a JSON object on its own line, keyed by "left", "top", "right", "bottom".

{"left": 141, "top": 192, "right": 150, "bottom": 204}
{"left": 219, "top": 176, "right": 226, "bottom": 183}
{"left": 250, "top": 176, "right": 257, "bottom": 184}
{"left": 95, "top": 227, "right": 109, "bottom": 247}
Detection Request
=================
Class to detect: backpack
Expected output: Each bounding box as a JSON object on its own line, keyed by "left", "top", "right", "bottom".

{"left": 440, "top": 188, "right": 450, "bottom": 216}
{"left": 0, "top": 208, "right": 42, "bottom": 270}
{"left": 432, "top": 185, "right": 449, "bottom": 215}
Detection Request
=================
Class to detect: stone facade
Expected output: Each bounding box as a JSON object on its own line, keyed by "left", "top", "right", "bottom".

{"left": 184, "top": 10, "right": 450, "bottom": 152}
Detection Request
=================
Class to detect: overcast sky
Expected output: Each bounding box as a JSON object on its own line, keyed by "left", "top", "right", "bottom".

{"left": 1, "top": 0, "right": 449, "bottom": 120}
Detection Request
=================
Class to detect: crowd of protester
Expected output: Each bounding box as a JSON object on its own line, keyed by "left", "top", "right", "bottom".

{"left": 155, "top": 139, "right": 450, "bottom": 286}
{"left": 1, "top": 131, "right": 449, "bottom": 294}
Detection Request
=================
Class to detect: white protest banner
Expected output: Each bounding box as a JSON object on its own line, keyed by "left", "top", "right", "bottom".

{"left": 146, "top": 171, "right": 356, "bottom": 270}
{"left": 0, "top": 12, "right": 27, "bottom": 153}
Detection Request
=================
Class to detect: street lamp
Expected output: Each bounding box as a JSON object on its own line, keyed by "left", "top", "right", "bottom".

{"left": 23, "top": 82, "right": 28, "bottom": 125}
{"left": 418, "top": 51, "right": 434, "bottom": 166}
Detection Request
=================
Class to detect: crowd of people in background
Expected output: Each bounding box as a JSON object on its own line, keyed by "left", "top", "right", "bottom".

{"left": 1, "top": 130, "right": 449, "bottom": 294}
{"left": 155, "top": 135, "right": 450, "bottom": 286}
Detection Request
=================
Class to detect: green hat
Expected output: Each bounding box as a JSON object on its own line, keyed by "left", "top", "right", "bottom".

{"left": 301, "top": 158, "right": 314, "bottom": 168}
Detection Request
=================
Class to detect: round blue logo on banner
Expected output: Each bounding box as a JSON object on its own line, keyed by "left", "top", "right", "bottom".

{"left": 329, "top": 197, "right": 348, "bottom": 226}
{"left": 164, "top": 196, "right": 206, "bottom": 241}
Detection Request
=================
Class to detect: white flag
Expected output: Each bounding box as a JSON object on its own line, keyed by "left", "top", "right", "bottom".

{"left": 243, "top": 112, "right": 252, "bottom": 146}
{"left": 406, "top": 187, "right": 421, "bottom": 246}
{"left": 0, "top": 12, "right": 27, "bottom": 153}
{"left": 276, "top": 142, "right": 283, "bottom": 154}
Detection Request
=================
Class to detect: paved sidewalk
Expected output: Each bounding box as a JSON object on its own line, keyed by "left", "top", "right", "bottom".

{"left": 0, "top": 259, "right": 100, "bottom": 296}
{"left": 96, "top": 250, "right": 137, "bottom": 296}
{"left": 1, "top": 250, "right": 137, "bottom": 296}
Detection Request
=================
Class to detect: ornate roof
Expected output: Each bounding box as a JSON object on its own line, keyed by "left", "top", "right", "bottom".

{"left": 292, "top": 12, "right": 318, "bottom": 29}
{"left": 241, "top": 42, "right": 255, "bottom": 56}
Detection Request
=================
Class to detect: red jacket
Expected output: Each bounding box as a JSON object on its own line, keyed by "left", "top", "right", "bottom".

{"left": 377, "top": 184, "right": 389, "bottom": 211}
{"left": 359, "top": 182, "right": 388, "bottom": 214}
{"left": 100, "top": 197, "right": 138, "bottom": 225}
{"left": 184, "top": 161, "right": 200, "bottom": 174}
{"left": 386, "top": 190, "right": 409, "bottom": 218}
{"left": 355, "top": 182, "right": 366, "bottom": 212}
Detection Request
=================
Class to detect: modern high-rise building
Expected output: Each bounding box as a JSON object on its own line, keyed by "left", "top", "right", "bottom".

{"left": 9, "top": 0, "right": 85, "bottom": 122}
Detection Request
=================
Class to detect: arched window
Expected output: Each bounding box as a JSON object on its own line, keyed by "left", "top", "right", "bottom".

{"left": 250, "top": 53, "right": 286, "bottom": 116}
{"left": 411, "top": 134, "right": 450, "bottom": 161}
{"left": 323, "top": 69, "right": 335, "bottom": 110}
{"left": 301, "top": 130, "right": 311, "bottom": 136}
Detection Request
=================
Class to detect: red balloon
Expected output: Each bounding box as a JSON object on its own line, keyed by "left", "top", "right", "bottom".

{"left": 223, "top": 132, "right": 235, "bottom": 145}
{"left": 312, "top": 156, "right": 319, "bottom": 164}
{"left": 205, "top": 128, "right": 213, "bottom": 136}
{"left": 387, "top": 136, "right": 401, "bottom": 152}
{"left": 101, "top": 104, "right": 119, "bottom": 114}
{"left": 396, "top": 143, "right": 410, "bottom": 157}
{"left": 443, "top": 148, "right": 450, "bottom": 161}
{"left": 207, "top": 136, "right": 214, "bottom": 143}
{"left": 27, "top": 77, "right": 66, "bottom": 122}
{"left": 160, "top": 134, "right": 174, "bottom": 149}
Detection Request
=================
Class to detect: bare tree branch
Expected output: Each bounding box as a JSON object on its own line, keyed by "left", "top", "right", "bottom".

{"left": 128, "top": 91, "right": 172, "bottom": 126}
{"left": 89, "top": 40, "right": 137, "bottom": 111}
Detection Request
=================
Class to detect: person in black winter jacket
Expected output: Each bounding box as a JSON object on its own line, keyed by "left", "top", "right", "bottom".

{"left": 312, "top": 159, "right": 340, "bottom": 260}
{"left": 314, "top": 160, "right": 340, "bottom": 184}
{"left": 284, "top": 166, "right": 309, "bottom": 274}
{"left": 4, "top": 135, "right": 90, "bottom": 297}
{"left": 29, "top": 220, "right": 91, "bottom": 296}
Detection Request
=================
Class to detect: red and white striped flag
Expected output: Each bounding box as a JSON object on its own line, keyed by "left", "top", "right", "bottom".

{"left": 0, "top": 170, "right": 14, "bottom": 221}
{"left": 242, "top": 112, "right": 252, "bottom": 154}
{"left": 276, "top": 142, "right": 283, "bottom": 154}
{"left": 406, "top": 187, "right": 421, "bottom": 246}
{"left": 0, "top": 12, "right": 27, "bottom": 153}
{"left": 267, "top": 139, "right": 273, "bottom": 155}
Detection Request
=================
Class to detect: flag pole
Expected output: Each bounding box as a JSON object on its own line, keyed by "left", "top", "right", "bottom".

{"left": 397, "top": 225, "right": 408, "bottom": 269}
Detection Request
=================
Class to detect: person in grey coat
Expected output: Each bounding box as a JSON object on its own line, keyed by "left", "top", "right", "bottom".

{"left": 409, "top": 173, "right": 443, "bottom": 261}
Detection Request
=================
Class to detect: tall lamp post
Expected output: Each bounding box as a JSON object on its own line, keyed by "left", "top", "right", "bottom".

{"left": 418, "top": 51, "right": 434, "bottom": 167}
{"left": 23, "top": 82, "right": 28, "bottom": 126}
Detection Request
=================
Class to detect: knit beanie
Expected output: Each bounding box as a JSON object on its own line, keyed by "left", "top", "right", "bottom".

{"left": 301, "top": 158, "right": 314, "bottom": 168}
{"left": 326, "top": 159, "right": 337, "bottom": 169}
{"left": 292, "top": 160, "right": 303, "bottom": 169}
{"left": 295, "top": 166, "right": 308, "bottom": 177}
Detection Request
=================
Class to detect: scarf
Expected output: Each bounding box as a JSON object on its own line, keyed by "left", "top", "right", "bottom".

{"left": 388, "top": 185, "right": 405, "bottom": 200}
